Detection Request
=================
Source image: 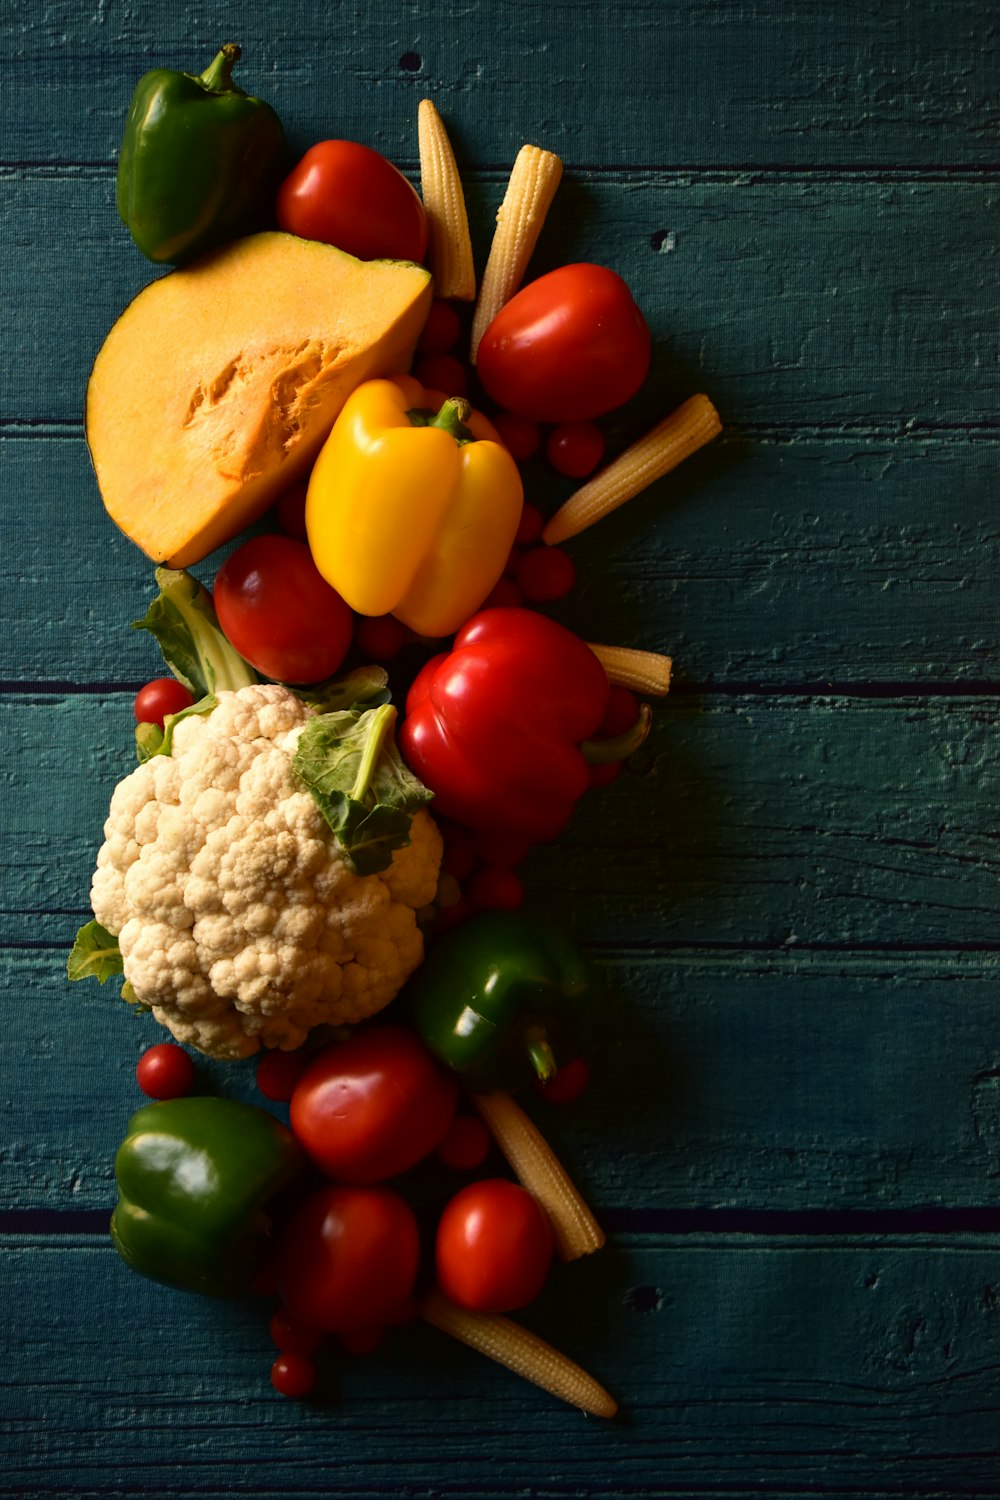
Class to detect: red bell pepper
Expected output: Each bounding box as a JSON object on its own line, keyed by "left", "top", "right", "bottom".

{"left": 399, "top": 608, "right": 619, "bottom": 845}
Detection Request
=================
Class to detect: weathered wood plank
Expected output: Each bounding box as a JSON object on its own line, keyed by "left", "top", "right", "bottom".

{"left": 2, "top": 1233, "right": 999, "bottom": 1496}
{"left": 4, "top": 0, "right": 999, "bottom": 169}
{"left": 6, "top": 944, "right": 1000, "bottom": 1214}
{"left": 5, "top": 429, "right": 996, "bottom": 689}
{"left": 4, "top": 692, "right": 996, "bottom": 948}
{"left": 4, "top": 171, "right": 998, "bottom": 427}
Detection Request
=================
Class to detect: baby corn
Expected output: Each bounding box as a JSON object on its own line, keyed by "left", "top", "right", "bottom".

{"left": 418, "top": 98, "right": 476, "bottom": 301}
{"left": 470, "top": 143, "right": 563, "bottom": 361}
{"left": 588, "top": 644, "right": 673, "bottom": 696}
{"left": 542, "top": 394, "right": 722, "bottom": 545}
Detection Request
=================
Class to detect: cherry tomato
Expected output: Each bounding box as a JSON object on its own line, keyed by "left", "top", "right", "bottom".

{"left": 435, "top": 1179, "right": 553, "bottom": 1312}
{"left": 289, "top": 1023, "right": 459, "bottom": 1183}
{"left": 256, "top": 1049, "right": 309, "bottom": 1103}
{"left": 467, "top": 865, "right": 524, "bottom": 911}
{"left": 135, "top": 1043, "right": 195, "bottom": 1100}
{"left": 491, "top": 412, "right": 542, "bottom": 462}
{"left": 514, "top": 502, "right": 545, "bottom": 545}
{"left": 414, "top": 352, "right": 469, "bottom": 397}
{"left": 275, "top": 1183, "right": 421, "bottom": 1334}
{"left": 214, "top": 535, "right": 353, "bottom": 684}
{"left": 436, "top": 1115, "right": 492, "bottom": 1172}
{"left": 354, "top": 613, "right": 411, "bottom": 662}
{"left": 476, "top": 263, "right": 651, "bottom": 422}
{"left": 270, "top": 1352, "right": 317, "bottom": 1398}
{"left": 515, "top": 545, "right": 577, "bottom": 602}
{"left": 275, "top": 140, "right": 428, "bottom": 263}
{"left": 133, "top": 678, "right": 194, "bottom": 729}
{"left": 535, "top": 1055, "right": 591, "bottom": 1105}
{"left": 546, "top": 421, "right": 606, "bottom": 478}
{"left": 417, "top": 299, "right": 463, "bottom": 355}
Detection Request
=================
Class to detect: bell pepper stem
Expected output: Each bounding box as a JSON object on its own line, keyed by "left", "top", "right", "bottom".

{"left": 581, "top": 702, "right": 653, "bottom": 766}
{"left": 198, "top": 43, "right": 242, "bottom": 93}
{"left": 524, "top": 1025, "right": 557, "bottom": 1083}
{"left": 407, "top": 398, "right": 475, "bottom": 445}
{"left": 350, "top": 703, "right": 398, "bottom": 802}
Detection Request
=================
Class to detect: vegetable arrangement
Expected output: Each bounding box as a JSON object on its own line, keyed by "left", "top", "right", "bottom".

{"left": 71, "top": 44, "right": 724, "bottom": 1420}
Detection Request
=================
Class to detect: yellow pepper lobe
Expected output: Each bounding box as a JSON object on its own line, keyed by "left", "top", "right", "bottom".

{"left": 306, "top": 376, "right": 524, "bottom": 638}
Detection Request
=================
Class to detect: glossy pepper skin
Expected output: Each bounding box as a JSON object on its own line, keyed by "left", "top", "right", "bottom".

{"left": 407, "top": 911, "right": 595, "bottom": 1092}
{"left": 399, "top": 608, "right": 611, "bottom": 844}
{"left": 110, "top": 1096, "right": 303, "bottom": 1297}
{"left": 117, "top": 43, "right": 286, "bottom": 265}
{"left": 305, "top": 375, "right": 523, "bottom": 638}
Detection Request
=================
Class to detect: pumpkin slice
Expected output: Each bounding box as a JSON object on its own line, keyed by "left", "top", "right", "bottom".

{"left": 86, "top": 232, "right": 433, "bottom": 567}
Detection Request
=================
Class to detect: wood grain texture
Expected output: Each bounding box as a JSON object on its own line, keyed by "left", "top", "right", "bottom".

{"left": 5, "top": 0, "right": 999, "bottom": 168}
{"left": 5, "top": 171, "right": 998, "bottom": 427}
{"left": 4, "top": 430, "right": 999, "bottom": 687}
{"left": 2, "top": 1234, "right": 1000, "bottom": 1498}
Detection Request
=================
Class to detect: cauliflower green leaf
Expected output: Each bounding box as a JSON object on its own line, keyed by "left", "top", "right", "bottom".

{"left": 132, "top": 566, "right": 257, "bottom": 698}
{"left": 293, "top": 703, "right": 432, "bottom": 876}
{"left": 67, "top": 919, "right": 124, "bottom": 983}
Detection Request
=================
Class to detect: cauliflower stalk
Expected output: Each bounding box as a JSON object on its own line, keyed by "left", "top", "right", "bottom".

{"left": 82, "top": 684, "right": 443, "bottom": 1060}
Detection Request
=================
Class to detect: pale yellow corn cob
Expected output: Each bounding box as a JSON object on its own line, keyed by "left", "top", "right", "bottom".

{"left": 469, "top": 144, "right": 563, "bottom": 361}
{"left": 417, "top": 99, "right": 476, "bottom": 301}
{"left": 542, "top": 394, "right": 722, "bottom": 545}
{"left": 471, "top": 1090, "right": 605, "bottom": 1261}
{"left": 420, "top": 1288, "right": 618, "bottom": 1418}
{"left": 588, "top": 643, "right": 673, "bottom": 696}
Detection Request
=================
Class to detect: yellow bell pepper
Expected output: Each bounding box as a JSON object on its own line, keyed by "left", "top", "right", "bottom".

{"left": 305, "top": 375, "right": 524, "bottom": 638}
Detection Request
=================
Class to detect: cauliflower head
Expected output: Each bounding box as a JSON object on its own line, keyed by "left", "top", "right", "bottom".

{"left": 90, "top": 684, "right": 442, "bottom": 1060}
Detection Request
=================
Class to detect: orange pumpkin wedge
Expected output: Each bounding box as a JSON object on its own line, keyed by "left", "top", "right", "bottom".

{"left": 86, "top": 232, "right": 433, "bottom": 567}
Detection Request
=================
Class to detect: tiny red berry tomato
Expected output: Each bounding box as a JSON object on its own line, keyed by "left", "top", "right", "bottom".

{"left": 417, "top": 299, "right": 463, "bottom": 355}
{"left": 476, "top": 263, "right": 652, "bottom": 422}
{"left": 515, "top": 545, "right": 577, "bottom": 603}
{"left": 546, "top": 421, "right": 606, "bottom": 478}
{"left": 275, "top": 140, "right": 428, "bottom": 263}
{"left": 135, "top": 1043, "right": 195, "bottom": 1100}
{"left": 133, "top": 677, "right": 194, "bottom": 729}
{"left": 354, "top": 613, "right": 411, "bottom": 663}
{"left": 289, "top": 1023, "right": 459, "bottom": 1183}
{"left": 514, "top": 502, "right": 545, "bottom": 545}
{"left": 269, "top": 1304, "right": 325, "bottom": 1355}
{"left": 214, "top": 534, "right": 353, "bottom": 684}
{"left": 435, "top": 1179, "right": 553, "bottom": 1312}
{"left": 492, "top": 412, "right": 542, "bottom": 462}
{"left": 535, "top": 1055, "right": 591, "bottom": 1105}
{"left": 413, "top": 352, "right": 469, "bottom": 397}
{"left": 270, "top": 1352, "right": 317, "bottom": 1399}
{"left": 255, "top": 1049, "right": 309, "bottom": 1103}
{"left": 276, "top": 1184, "right": 421, "bottom": 1334}
{"left": 467, "top": 865, "right": 524, "bottom": 912}
{"left": 436, "top": 1114, "right": 492, "bottom": 1172}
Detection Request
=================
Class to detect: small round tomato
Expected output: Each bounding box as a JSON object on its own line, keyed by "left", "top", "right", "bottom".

{"left": 214, "top": 535, "right": 353, "bottom": 684}
{"left": 270, "top": 1352, "right": 317, "bottom": 1398}
{"left": 435, "top": 1115, "right": 492, "bottom": 1172}
{"left": 289, "top": 1023, "right": 459, "bottom": 1183}
{"left": 275, "top": 1183, "right": 421, "bottom": 1334}
{"left": 256, "top": 1049, "right": 309, "bottom": 1103}
{"left": 276, "top": 140, "right": 428, "bottom": 263}
{"left": 417, "top": 300, "right": 463, "bottom": 355}
{"left": 534, "top": 1055, "right": 591, "bottom": 1105}
{"left": 435, "top": 1179, "right": 553, "bottom": 1312}
{"left": 135, "top": 1042, "right": 195, "bottom": 1099}
{"left": 476, "top": 263, "right": 651, "bottom": 422}
{"left": 133, "top": 677, "right": 194, "bottom": 728}
{"left": 515, "top": 546, "right": 576, "bottom": 603}
{"left": 546, "top": 420, "right": 606, "bottom": 478}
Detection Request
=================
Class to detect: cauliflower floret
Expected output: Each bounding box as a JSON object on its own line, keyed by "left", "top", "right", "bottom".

{"left": 90, "top": 684, "right": 442, "bottom": 1060}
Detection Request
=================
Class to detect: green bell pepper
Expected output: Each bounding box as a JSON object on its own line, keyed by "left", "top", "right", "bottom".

{"left": 116, "top": 43, "right": 286, "bottom": 265}
{"left": 111, "top": 1096, "right": 303, "bottom": 1297}
{"left": 407, "top": 911, "right": 595, "bottom": 1093}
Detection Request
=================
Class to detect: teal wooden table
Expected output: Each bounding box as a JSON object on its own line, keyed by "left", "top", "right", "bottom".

{"left": 3, "top": 2, "right": 998, "bottom": 1495}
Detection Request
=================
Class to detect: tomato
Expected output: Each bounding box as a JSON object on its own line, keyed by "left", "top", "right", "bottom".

{"left": 255, "top": 1049, "right": 309, "bottom": 1103}
{"left": 466, "top": 865, "right": 524, "bottom": 912}
{"left": 289, "top": 1023, "right": 459, "bottom": 1183}
{"left": 133, "top": 677, "right": 194, "bottom": 728}
{"left": 534, "top": 1055, "right": 591, "bottom": 1105}
{"left": 275, "top": 1183, "right": 421, "bottom": 1334}
{"left": 435, "top": 1115, "right": 492, "bottom": 1172}
{"left": 492, "top": 412, "right": 542, "bottom": 462}
{"left": 275, "top": 140, "right": 428, "bottom": 263}
{"left": 515, "top": 545, "right": 576, "bottom": 603}
{"left": 435, "top": 1179, "right": 553, "bottom": 1312}
{"left": 546, "top": 420, "right": 606, "bottom": 478}
{"left": 214, "top": 534, "right": 353, "bottom": 684}
{"left": 417, "top": 299, "right": 462, "bottom": 355}
{"left": 270, "top": 1352, "right": 317, "bottom": 1398}
{"left": 135, "top": 1043, "right": 195, "bottom": 1099}
{"left": 476, "top": 263, "right": 651, "bottom": 422}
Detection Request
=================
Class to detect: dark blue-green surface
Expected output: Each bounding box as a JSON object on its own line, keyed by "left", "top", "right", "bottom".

{"left": 2, "top": 2, "right": 998, "bottom": 1495}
